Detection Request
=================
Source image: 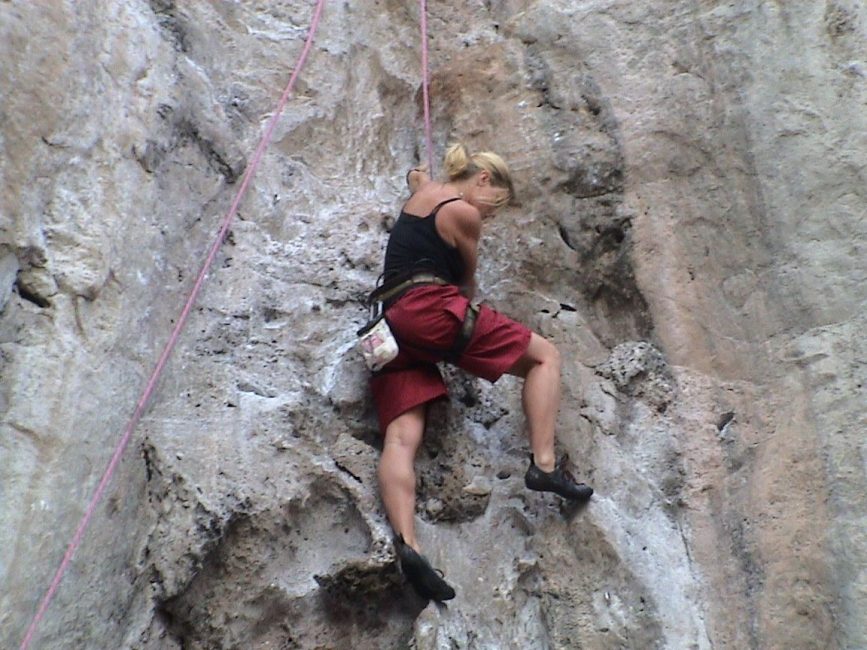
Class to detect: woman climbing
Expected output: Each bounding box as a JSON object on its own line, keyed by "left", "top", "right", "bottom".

{"left": 369, "top": 143, "right": 593, "bottom": 602}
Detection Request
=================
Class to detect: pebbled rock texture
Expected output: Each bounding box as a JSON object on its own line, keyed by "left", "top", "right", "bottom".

{"left": 2, "top": 1, "right": 865, "bottom": 648}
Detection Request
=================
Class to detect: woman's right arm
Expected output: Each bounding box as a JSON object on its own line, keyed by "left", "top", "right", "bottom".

{"left": 448, "top": 204, "right": 482, "bottom": 299}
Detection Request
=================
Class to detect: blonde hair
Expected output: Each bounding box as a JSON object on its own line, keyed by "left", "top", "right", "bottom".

{"left": 443, "top": 143, "right": 514, "bottom": 208}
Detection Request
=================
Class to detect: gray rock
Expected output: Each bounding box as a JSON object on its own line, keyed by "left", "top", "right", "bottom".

{"left": 2, "top": 1, "right": 865, "bottom": 649}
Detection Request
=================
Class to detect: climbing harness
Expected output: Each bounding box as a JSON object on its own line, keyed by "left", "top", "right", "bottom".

{"left": 18, "top": 2, "right": 327, "bottom": 648}
{"left": 367, "top": 271, "right": 449, "bottom": 307}
{"left": 358, "top": 270, "right": 480, "bottom": 369}
{"left": 357, "top": 272, "right": 446, "bottom": 372}
{"left": 445, "top": 301, "right": 479, "bottom": 363}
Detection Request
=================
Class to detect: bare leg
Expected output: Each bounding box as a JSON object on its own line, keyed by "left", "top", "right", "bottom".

{"left": 508, "top": 332, "right": 561, "bottom": 472}
{"left": 378, "top": 404, "right": 426, "bottom": 552}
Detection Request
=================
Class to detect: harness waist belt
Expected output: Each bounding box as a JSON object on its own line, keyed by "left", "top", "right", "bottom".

{"left": 366, "top": 273, "right": 478, "bottom": 363}
{"left": 368, "top": 273, "right": 449, "bottom": 307}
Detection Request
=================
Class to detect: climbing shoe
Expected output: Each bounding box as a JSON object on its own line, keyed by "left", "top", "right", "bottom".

{"left": 394, "top": 535, "right": 456, "bottom": 602}
{"left": 524, "top": 454, "right": 594, "bottom": 502}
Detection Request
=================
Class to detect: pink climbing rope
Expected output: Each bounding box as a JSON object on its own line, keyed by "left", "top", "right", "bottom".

{"left": 18, "top": 1, "right": 327, "bottom": 648}
{"left": 419, "top": 0, "right": 434, "bottom": 174}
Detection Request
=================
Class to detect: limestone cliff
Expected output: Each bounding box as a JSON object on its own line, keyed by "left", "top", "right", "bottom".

{"left": 2, "top": 1, "right": 865, "bottom": 648}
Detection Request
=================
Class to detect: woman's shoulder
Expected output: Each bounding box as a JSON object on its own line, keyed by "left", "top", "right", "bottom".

{"left": 404, "top": 185, "right": 462, "bottom": 216}
{"left": 437, "top": 195, "right": 479, "bottom": 219}
{"left": 436, "top": 198, "right": 481, "bottom": 239}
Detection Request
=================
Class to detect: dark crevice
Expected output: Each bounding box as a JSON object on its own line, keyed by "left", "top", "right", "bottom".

{"left": 14, "top": 277, "right": 51, "bottom": 308}
{"left": 154, "top": 600, "right": 191, "bottom": 649}
{"left": 335, "top": 461, "right": 363, "bottom": 484}
{"left": 136, "top": 118, "right": 243, "bottom": 183}
{"left": 142, "top": 445, "right": 155, "bottom": 483}
{"left": 716, "top": 411, "right": 735, "bottom": 431}
{"left": 177, "top": 120, "right": 241, "bottom": 184}
{"left": 558, "top": 224, "right": 576, "bottom": 250}
{"left": 596, "top": 224, "right": 626, "bottom": 243}
{"left": 149, "top": 0, "right": 189, "bottom": 52}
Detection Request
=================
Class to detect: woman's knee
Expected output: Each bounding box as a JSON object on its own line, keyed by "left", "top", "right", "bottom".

{"left": 510, "top": 333, "right": 560, "bottom": 377}
{"left": 537, "top": 336, "right": 560, "bottom": 368}
{"left": 383, "top": 405, "right": 426, "bottom": 451}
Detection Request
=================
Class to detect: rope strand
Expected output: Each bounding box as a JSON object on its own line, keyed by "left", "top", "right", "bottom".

{"left": 420, "top": 0, "right": 434, "bottom": 175}
{"left": 17, "top": 1, "right": 327, "bottom": 647}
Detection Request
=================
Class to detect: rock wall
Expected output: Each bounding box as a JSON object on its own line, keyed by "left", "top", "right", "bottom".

{"left": 2, "top": 1, "right": 865, "bottom": 648}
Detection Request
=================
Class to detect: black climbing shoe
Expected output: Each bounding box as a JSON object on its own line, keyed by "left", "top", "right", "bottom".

{"left": 524, "top": 454, "right": 594, "bottom": 502}
{"left": 394, "top": 535, "right": 456, "bottom": 602}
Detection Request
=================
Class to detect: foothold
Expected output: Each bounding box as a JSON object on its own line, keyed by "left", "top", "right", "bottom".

{"left": 425, "top": 498, "right": 445, "bottom": 517}
{"left": 716, "top": 411, "right": 735, "bottom": 431}
{"left": 597, "top": 341, "right": 675, "bottom": 409}
{"left": 463, "top": 476, "right": 493, "bottom": 497}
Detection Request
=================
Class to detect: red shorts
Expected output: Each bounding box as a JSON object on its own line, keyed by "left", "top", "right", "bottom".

{"left": 369, "top": 284, "right": 532, "bottom": 432}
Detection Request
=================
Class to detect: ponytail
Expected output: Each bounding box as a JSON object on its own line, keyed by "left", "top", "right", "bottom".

{"left": 443, "top": 143, "right": 476, "bottom": 181}
{"left": 443, "top": 142, "right": 515, "bottom": 207}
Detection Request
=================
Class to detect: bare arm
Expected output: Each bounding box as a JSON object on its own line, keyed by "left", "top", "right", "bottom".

{"left": 406, "top": 167, "right": 430, "bottom": 194}
{"left": 445, "top": 203, "right": 482, "bottom": 299}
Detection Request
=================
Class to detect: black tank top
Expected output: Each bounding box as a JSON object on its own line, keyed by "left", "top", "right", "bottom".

{"left": 383, "top": 197, "right": 465, "bottom": 284}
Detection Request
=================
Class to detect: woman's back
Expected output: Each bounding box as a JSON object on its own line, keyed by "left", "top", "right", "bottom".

{"left": 383, "top": 192, "right": 464, "bottom": 283}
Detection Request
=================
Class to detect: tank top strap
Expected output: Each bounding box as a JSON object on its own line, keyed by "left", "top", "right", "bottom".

{"left": 428, "top": 197, "right": 462, "bottom": 218}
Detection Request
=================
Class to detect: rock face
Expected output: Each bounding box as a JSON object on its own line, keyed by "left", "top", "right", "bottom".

{"left": 2, "top": 1, "right": 865, "bottom": 648}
